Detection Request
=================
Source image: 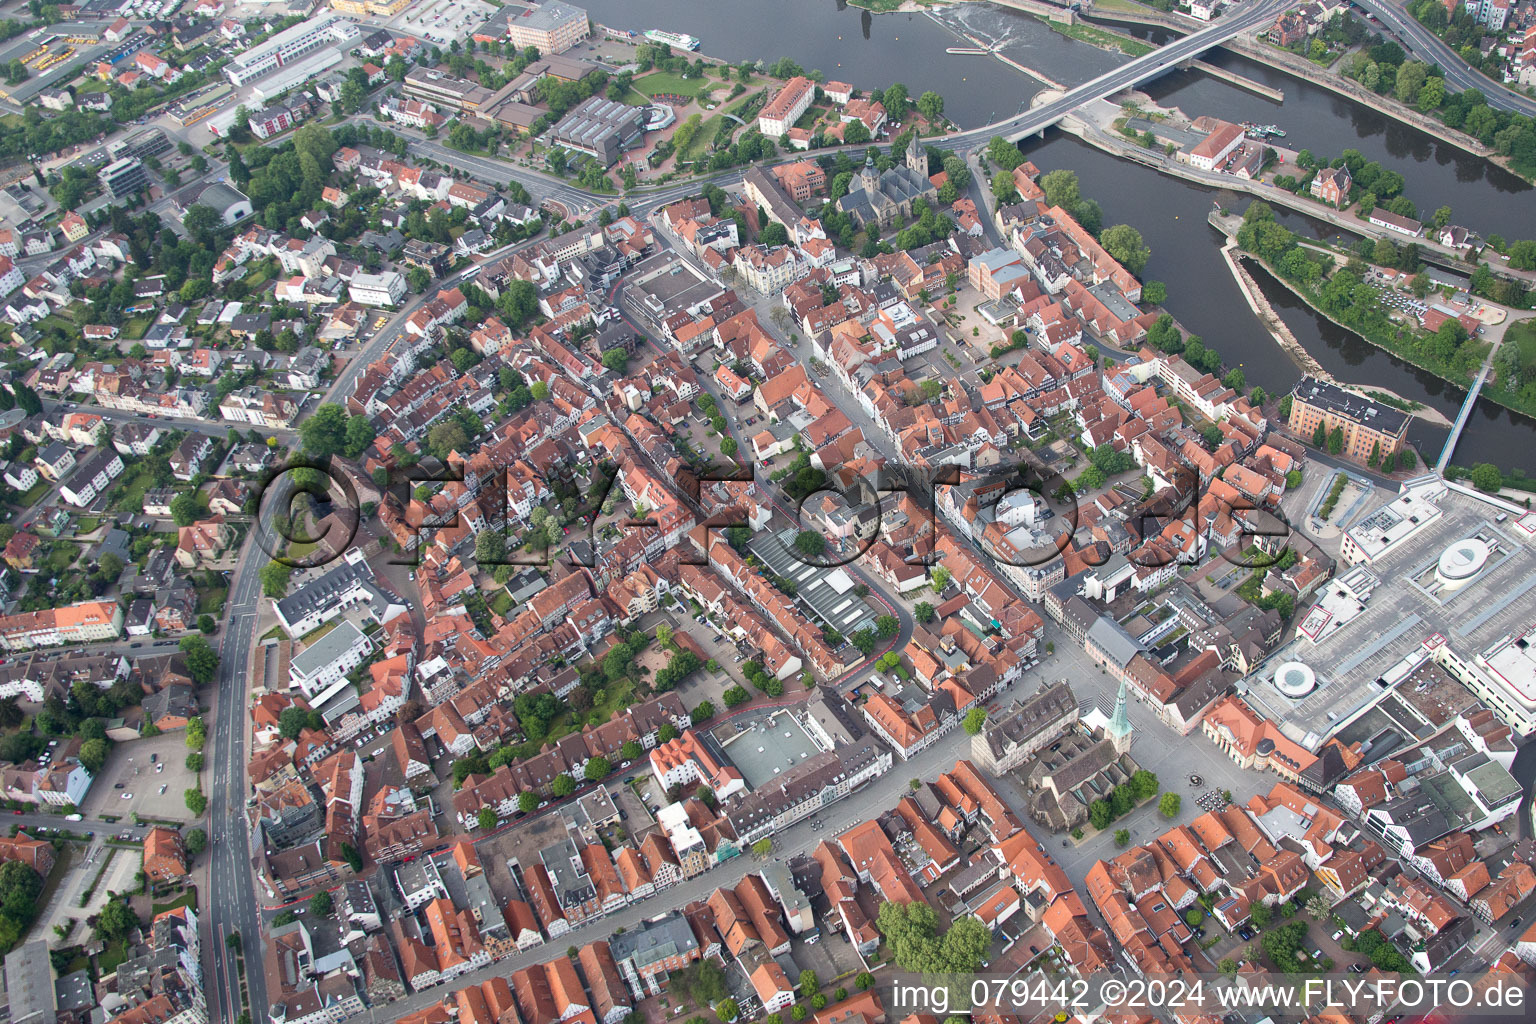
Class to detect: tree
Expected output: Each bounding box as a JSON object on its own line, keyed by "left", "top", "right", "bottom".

{"left": 185, "top": 828, "right": 207, "bottom": 856}
{"left": 585, "top": 756, "right": 612, "bottom": 781}
{"left": 759, "top": 222, "right": 788, "bottom": 247}
{"left": 799, "top": 970, "right": 820, "bottom": 998}
{"left": 1395, "top": 59, "right": 1429, "bottom": 104}
{"left": 79, "top": 738, "right": 109, "bottom": 775}
{"left": 1470, "top": 463, "right": 1503, "bottom": 492}
{"left": 478, "top": 807, "right": 498, "bottom": 831}
{"left": 716, "top": 999, "right": 739, "bottom": 1023}
{"left": 1158, "top": 792, "right": 1182, "bottom": 819}
{"left": 179, "top": 636, "right": 218, "bottom": 684}
{"left": 260, "top": 560, "right": 293, "bottom": 598}
{"left": 184, "top": 788, "right": 208, "bottom": 815}
{"left": 1100, "top": 224, "right": 1150, "bottom": 275}
{"left": 914, "top": 601, "right": 935, "bottom": 623}
{"left": 299, "top": 403, "right": 348, "bottom": 458}
{"left": 962, "top": 707, "right": 987, "bottom": 734}
{"left": 185, "top": 716, "right": 207, "bottom": 751}
{"left": 519, "top": 791, "right": 539, "bottom": 813}
{"left": 1250, "top": 903, "right": 1272, "bottom": 928}
{"left": 427, "top": 421, "right": 469, "bottom": 461}
{"left": 1114, "top": 828, "right": 1130, "bottom": 846}
{"left": 92, "top": 891, "right": 137, "bottom": 942}
{"left": 1040, "top": 168, "right": 1079, "bottom": 208}
{"left": 551, "top": 775, "right": 576, "bottom": 798}
{"left": 1089, "top": 799, "right": 1112, "bottom": 830}
{"left": 169, "top": 492, "right": 199, "bottom": 527}
{"left": 602, "top": 349, "right": 629, "bottom": 375}
{"left": 1142, "top": 280, "right": 1167, "bottom": 305}
{"left": 990, "top": 170, "right": 1017, "bottom": 204}
{"left": 1327, "top": 426, "right": 1344, "bottom": 455}
{"left": 793, "top": 530, "right": 826, "bottom": 557}
{"left": 917, "top": 90, "right": 944, "bottom": 122}
{"left": 1129, "top": 769, "right": 1159, "bottom": 800}
{"left": 309, "top": 891, "right": 333, "bottom": 917}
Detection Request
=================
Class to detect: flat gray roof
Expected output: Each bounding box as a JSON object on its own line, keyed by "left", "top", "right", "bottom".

{"left": 1247, "top": 482, "right": 1536, "bottom": 749}
{"left": 291, "top": 620, "right": 368, "bottom": 678}
{"left": 716, "top": 709, "right": 822, "bottom": 790}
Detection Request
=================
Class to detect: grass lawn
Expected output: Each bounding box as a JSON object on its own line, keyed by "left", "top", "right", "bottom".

{"left": 96, "top": 939, "right": 129, "bottom": 977}
{"left": 151, "top": 888, "right": 198, "bottom": 916}
{"left": 487, "top": 590, "right": 514, "bottom": 617}
{"left": 16, "top": 480, "right": 50, "bottom": 509}
{"left": 259, "top": 625, "right": 283, "bottom": 642}
{"left": 76, "top": 517, "right": 100, "bottom": 533}
{"left": 1042, "top": 16, "right": 1154, "bottom": 56}
{"left": 41, "top": 543, "right": 80, "bottom": 575}
{"left": 196, "top": 585, "right": 227, "bottom": 615}
{"left": 285, "top": 538, "right": 318, "bottom": 561}
{"left": 632, "top": 71, "right": 713, "bottom": 100}
{"left": 1503, "top": 318, "right": 1536, "bottom": 373}
{"left": 109, "top": 463, "right": 157, "bottom": 513}
{"left": 122, "top": 316, "right": 152, "bottom": 341}
{"left": 680, "top": 114, "right": 724, "bottom": 162}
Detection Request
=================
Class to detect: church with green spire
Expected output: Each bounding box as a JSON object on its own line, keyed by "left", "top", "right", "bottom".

{"left": 1106, "top": 677, "right": 1133, "bottom": 755}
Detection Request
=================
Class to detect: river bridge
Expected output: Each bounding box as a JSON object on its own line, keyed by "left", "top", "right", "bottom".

{"left": 951, "top": 0, "right": 1293, "bottom": 149}
{"left": 1435, "top": 357, "right": 1494, "bottom": 473}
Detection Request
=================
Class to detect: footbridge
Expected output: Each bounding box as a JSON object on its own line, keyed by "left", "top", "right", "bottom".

{"left": 1435, "top": 358, "right": 1494, "bottom": 473}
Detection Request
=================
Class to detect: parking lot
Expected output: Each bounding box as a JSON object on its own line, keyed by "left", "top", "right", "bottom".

{"left": 81, "top": 732, "right": 203, "bottom": 823}
{"left": 390, "top": 0, "right": 498, "bottom": 45}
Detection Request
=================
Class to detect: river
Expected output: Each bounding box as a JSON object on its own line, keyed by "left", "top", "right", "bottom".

{"left": 578, "top": 0, "right": 1536, "bottom": 471}
{"left": 577, "top": 0, "right": 1046, "bottom": 127}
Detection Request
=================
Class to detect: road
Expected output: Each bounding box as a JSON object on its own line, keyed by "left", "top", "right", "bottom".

{"left": 201, "top": 483, "right": 277, "bottom": 1024}
{"left": 1351, "top": 0, "right": 1536, "bottom": 117}
{"left": 40, "top": 397, "right": 296, "bottom": 444}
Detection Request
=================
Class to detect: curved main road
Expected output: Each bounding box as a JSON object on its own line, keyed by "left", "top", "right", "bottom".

{"left": 1351, "top": 0, "right": 1536, "bottom": 117}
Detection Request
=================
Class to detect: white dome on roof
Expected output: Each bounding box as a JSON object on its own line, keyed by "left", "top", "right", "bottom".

{"left": 1437, "top": 538, "right": 1489, "bottom": 588}
{"left": 1274, "top": 661, "right": 1317, "bottom": 699}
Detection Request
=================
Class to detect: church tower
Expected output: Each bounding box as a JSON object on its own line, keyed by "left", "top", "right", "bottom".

{"left": 860, "top": 154, "right": 880, "bottom": 196}
{"left": 905, "top": 131, "right": 926, "bottom": 177}
{"left": 1106, "top": 677, "right": 1133, "bottom": 755}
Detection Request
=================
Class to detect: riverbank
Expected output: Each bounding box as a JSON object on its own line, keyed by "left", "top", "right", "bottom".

{"left": 1081, "top": 0, "right": 1525, "bottom": 177}
{"left": 1218, "top": 36, "right": 1513, "bottom": 173}
{"left": 1213, "top": 217, "right": 1454, "bottom": 426}
{"left": 1057, "top": 107, "right": 1535, "bottom": 286}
